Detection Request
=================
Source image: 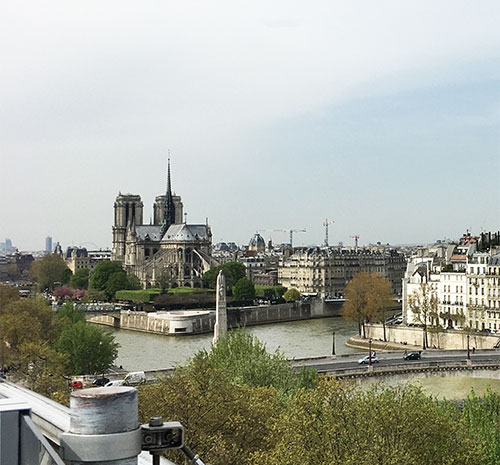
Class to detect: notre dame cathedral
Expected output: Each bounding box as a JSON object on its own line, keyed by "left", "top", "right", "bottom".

{"left": 111, "top": 161, "right": 213, "bottom": 288}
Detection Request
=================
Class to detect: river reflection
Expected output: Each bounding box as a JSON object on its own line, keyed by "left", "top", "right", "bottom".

{"left": 109, "top": 317, "right": 361, "bottom": 371}
{"left": 356, "top": 374, "right": 500, "bottom": 401}
{"left": 415, "top": 377, "right": 500, "bottom": 400}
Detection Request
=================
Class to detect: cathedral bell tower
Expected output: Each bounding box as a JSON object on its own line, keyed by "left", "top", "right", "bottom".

{"left": 111, "top": 194, "right": 143, "bottom": 262}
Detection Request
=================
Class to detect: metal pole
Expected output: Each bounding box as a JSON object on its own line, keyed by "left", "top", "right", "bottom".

{"left": 332, "top": 331, "right": 336, "bottom": 355}
{"left": 368, "top": 338, "right": 372, "bottom": 366}
{"left": 467, "top": 334, "right": 470, "bottom": 360}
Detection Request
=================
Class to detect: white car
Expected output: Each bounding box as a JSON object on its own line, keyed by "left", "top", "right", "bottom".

{"left": 358, "top": 354, "right": 379, "bottom": 364}
{"left": 104, "top": 379, "right": 125, "bottom": 387}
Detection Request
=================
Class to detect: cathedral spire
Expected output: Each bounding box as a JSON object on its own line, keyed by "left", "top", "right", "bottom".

{"left": 162, "top": 154, "right": 176, "bottom": 235}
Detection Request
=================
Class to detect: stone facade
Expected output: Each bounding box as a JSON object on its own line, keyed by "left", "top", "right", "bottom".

{"left": 111, "top": 161, "right": 213, "bottom": 288}
{"left": 402, "top": 234, "right": 500, "bottom": 332}
{"left": 278, "top": 247, "right": 406, "bottom": 298}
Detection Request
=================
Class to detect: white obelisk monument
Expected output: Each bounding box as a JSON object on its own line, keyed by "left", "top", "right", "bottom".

{"left": 213, "top": 270, "right": 227, "bottom": 344}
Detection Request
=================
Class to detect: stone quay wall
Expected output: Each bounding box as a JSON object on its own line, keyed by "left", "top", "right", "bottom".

{"left": 90, "top": 299, "right": 343, "bottom": 336}
{"left": 366, "top": 324, "right": 500, "bottom": 350}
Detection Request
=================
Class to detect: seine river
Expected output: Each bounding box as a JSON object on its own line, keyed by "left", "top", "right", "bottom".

{"left": 109, "top": 317, "right": 361, "bottom": 371}
{"left": 107, "top": 317, "right": 500, "bottom": 400}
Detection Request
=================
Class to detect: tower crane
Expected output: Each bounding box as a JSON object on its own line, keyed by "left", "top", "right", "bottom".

{"left": 273, "top": 228, "right": 306, "bottom": 247}
{"left": 350, "top": 234, "right": 360, "bottom": 247}
{"left": 323, "top": 219, "right": 335, "bottom": 247}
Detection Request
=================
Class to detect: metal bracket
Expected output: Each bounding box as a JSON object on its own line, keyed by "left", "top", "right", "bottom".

{"left": 60, "top": 428, "right": 142, "bottom": 462}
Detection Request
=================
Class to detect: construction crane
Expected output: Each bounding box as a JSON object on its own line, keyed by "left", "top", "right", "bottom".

{"left": 350, "top": 234, "right": 360, "bottom": 247}
{"left": 273, "top": 228, "right": 306, "bottom": 247}
{"left": 323, "top": 219, "right": 335, "bottom": 247}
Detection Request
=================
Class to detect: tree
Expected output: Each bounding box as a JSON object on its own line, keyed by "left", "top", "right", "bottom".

{"left": 139, "top": 366, "right": 281, "bottom": 465}
{"left": 53, "top": 287, "right": 75, "bottom": 299}
{"left": 191, "top": 330, "right": 317, "bottom": 397}
{"left": 30, "top": 254, "right": 72, "bottom": 291}
{"left": 368, "top": 273, "right": 394, "bottom": 342}
{"left": 0, "top": 284, "right": 20, "bottom": 313}
{"left": 232, "top": 277, "right": 256, "bottom": 301}
{"left": 105, "top": 271, "right": 129, "bottom": 299}
{"left": 408, "top": 282, "right": 439, "bottom": 349}
{"left": 127, "top": 273, "right": 142, "bottom": 290}
{"left": 56, "top": 302, "right": 86, "bottom": 325}
{"left": 138, "top": 330, "right": 317, "bottom": 465}
{"left": 155, "top": 270, "right": 171, "bottom": 294}
{"left": 283, "top": 288, "right": 300, "bottom": 302}
{"left": 462, "top": 389, "right": 500, "bottom": 465}
{"left": 89, "top": 261, "right": 124, "bottom": 292}
{"left": 254, "top": 380, "right": 485, "bottom": 465}
{"left": 16, "top": 341, "right": 69, "bottom": 400}
{"left": 341, "top": 272, "right": 392, "bottom": 338}
{"left": 70, "top": 268, "right": 90, "bottom": 289}
{"left": 0, "top": 299, "right": 60, "bottom": 348}
{"left": 0, "top": 299, "right": 60, "bottom": 370}
{"left": 55, "top": 320, "right": 119, "bottom": 375}
{"left": 203, "top": 261, "right": 246, "bottom": 293}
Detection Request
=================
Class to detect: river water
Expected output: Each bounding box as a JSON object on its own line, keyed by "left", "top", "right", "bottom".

{"left": 110, "top": 317, "right": 361, "bottom": 371}
{"left": 108, "top": 317, "right": 500, "bottom": 400}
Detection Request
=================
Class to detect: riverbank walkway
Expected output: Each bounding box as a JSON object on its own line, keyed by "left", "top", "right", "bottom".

{"left": 347, "top": 335, "right": 422, "bottom": 352}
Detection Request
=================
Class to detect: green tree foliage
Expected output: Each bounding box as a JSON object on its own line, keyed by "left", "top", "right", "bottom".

{"left": 30, "top": 253, "right": 72, "bottom": 291}
{"left": 56, "top": 302, "right": 86, "bottom": 325}
{"left": 203, "top": 261, "right": 246, "bottom": 293}
{"left": 17, "top": 341, "right": 69, "bottom": 399}
{"left": 232, "top": 277, "right": 256, "bottom": 301}
{"left": 138, "top": 330, "right": 315, "bottom": 465}
{"left": 105, "top": 271, "right": 129, "bottom": 299}
{"left": 462, "top": 389, "right": 500, "bottom": 465}
{"left": 0, "top": 299, "right": 59, "bottom": 350}
{"left": 127, "top": 273, "right": 142, "bottom": 290}
{"left": 70, "top": 268, "right": 90, "bottom": 289}
{"left": 55, "top": 321, "right": 119, "bottom": 375}
{"left": 255, "top": 286, "right": 287, "bottom": 300}
{"left": 139, "top": 366, "right": 281, "bottom": 465}
{"left": 0, "top": 298, "right": 60, "bottom": 373}
{"left": 283, "top": 288, "right": 300, "bottom": 302}
{"left": 0, "top": 284, "right": 20, "bottom": 313}
{"left": 191, "top": 330, "right": 317, "bottom": 397}
{"left": 408, "top": 282, "right": 439, "bottom": 349}
{"left": 89, "top": 261, "right": 124, "bottom": 292}
{"left": 254, "top": 380, "right": 485, "bottom": 465}
{"left": 341, "top": 272, "right": 393, "bottom": 338}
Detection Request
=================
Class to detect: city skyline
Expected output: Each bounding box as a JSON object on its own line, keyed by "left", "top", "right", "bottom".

{"left": 1, "top": 1, "right": 499, "bottom": 251}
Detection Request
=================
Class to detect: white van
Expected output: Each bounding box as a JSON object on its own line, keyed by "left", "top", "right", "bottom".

{"left": 123, "top": 371, "right": 146, "bottom": 386}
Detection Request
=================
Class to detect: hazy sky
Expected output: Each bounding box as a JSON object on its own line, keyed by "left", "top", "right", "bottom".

{"left": 1, "top": 1, "right": 499, "bottom": 251}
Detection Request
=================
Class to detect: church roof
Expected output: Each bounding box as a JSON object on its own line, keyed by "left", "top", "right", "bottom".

{"left": 135, "top": 225, "right": 163, "bottom": 241}
{"left": 163, "top": 224, "right": 210, "bottom": 242}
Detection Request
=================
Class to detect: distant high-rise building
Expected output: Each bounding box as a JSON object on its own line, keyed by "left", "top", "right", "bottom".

{"left": 45, "top": 236, "right": 53, "bottom": 253}
{"left": 5, "top": 239, "right": 12, "bottom": 248}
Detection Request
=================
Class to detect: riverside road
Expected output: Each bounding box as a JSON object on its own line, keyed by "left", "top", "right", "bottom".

{"left": 293, "top": 349, "right": 500, "bottom": 374}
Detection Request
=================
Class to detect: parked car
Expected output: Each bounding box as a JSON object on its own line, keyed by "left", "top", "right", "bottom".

{"left": 403, "top": 351, "right": 422, "bottom": 361}
{"left": 92, "top": 377, "right": 110, "bottom": 387}
{"left": 105, "top": 380, "right": 125, "bottom": 387}
{"left": 358, "top": 354, "right": 379, "bottom": 364}
{"left": 71, "top": 380, "right": 83, "bottom": 389}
